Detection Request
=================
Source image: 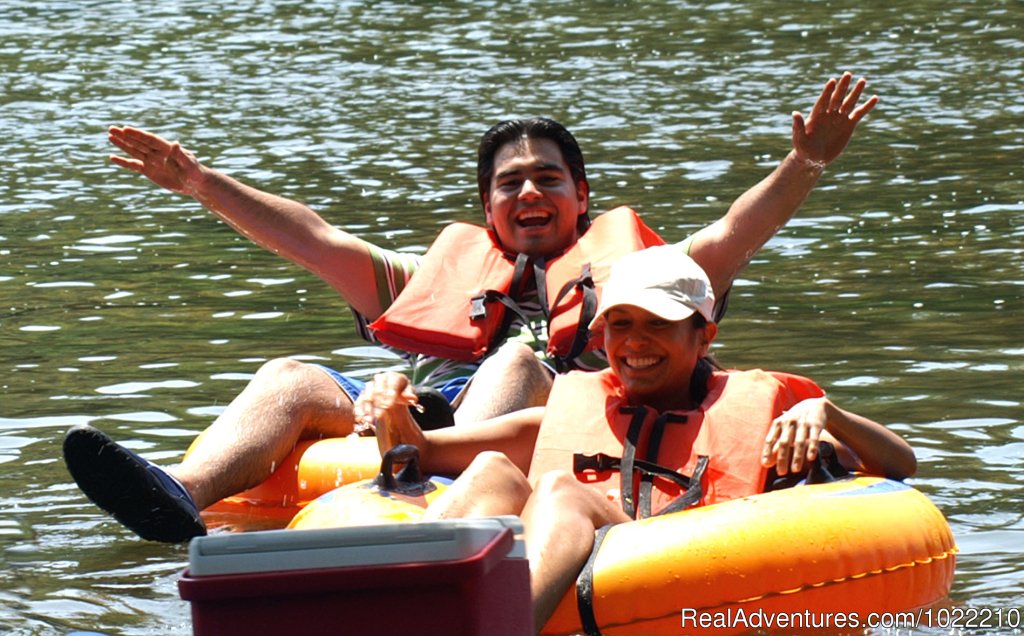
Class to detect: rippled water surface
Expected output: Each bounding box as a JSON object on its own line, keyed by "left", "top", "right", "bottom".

{"left": 1, "top": 1, "right": 1022, "bottom": 634}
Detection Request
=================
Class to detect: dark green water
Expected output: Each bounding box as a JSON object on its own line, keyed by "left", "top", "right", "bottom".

{"left": 1, "top": 1, "right": 1021, "bottom": 633}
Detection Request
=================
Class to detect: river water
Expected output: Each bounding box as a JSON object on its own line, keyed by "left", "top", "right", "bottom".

{"left": 1, "top": 1, "right": 1021, "bottom": 634}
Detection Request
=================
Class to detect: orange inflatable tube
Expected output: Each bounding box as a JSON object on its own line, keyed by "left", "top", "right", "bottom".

{"left": 188, "top": 434, "right": 382, "bottom": 524}
{"left": 542, "top": 476, "right": 956, "bottom": 635}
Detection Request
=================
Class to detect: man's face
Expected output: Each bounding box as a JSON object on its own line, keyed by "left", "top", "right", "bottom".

{"left": 484, "top": 138, "right": 588, "bottom": 258}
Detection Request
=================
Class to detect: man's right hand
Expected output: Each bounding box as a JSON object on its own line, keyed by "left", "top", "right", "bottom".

{"left": 108, "top": 126, "right": 204, "bottom": 196}
{"left": 107, "top": 125, "right": 402, "bottom": 323}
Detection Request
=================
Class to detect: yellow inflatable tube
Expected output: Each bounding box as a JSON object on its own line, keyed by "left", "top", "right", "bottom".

{"left": 288, "top": 444, "right": 452, "bottom": 528}
{"left": 543, "top": 476, "right": 957, "bottom": 635}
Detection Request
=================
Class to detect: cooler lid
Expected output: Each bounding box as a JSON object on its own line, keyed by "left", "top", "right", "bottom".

{"left": 187, "top": 516, "right": 524, "bottom": 576}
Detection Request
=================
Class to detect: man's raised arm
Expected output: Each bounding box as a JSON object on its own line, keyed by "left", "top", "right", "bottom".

{"left": 108, "top": 126, "right": 387, "bottom": 319}
{"left": 686, "top": 72, "right": 879, "bottom": 300}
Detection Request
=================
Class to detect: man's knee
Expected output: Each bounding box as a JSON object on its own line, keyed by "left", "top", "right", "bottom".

{"left": 251, "top": 359, "right": 345, "bottom": 397}
{"left": 478, "top": 342, "right": 551, "bottom": 396}
{"left": 251, "top": 357, "right": 315, "bottom": 386}
{"left": 480, "top": 342, "right": 541, "bottom": 375}
{"left": 246, "top": 358, "right": 353, "bottom": 426}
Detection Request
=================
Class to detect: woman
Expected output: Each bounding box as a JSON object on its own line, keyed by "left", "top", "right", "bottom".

{"left": 354, "top": 245, "right": 916, "bottom": 632}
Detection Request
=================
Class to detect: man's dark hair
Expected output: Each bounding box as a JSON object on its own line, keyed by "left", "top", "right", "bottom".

{"left": 476, "top": 118, "right": 591, "bottom": 233}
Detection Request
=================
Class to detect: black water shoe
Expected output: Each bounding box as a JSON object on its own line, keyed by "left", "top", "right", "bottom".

{"left": 63, "top": 424, "right": 206, "bottom": 543}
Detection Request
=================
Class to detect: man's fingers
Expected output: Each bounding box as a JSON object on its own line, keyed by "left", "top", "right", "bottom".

{"left": 829, "top": 72, "right": 852, "bottom": 111}
{"left": 114, "top": 126, "right": 173, "bottom": 158}
{"left": 169, "top": 141, "right": 186, "bottom": 165}
{"left": 849, "top": 95, "right": 879, "bottom": 124}
{"left": 810, "top": 78, "right": 836, "bottom": 119}
{"left": 840, "top": 77, "right": 867, "bottom": 114}
{"left": 109, "top": 155, "right": 143, "bottom": 172}
{"left": 792, "top": 111, "right": 806, "bottom": 138}
{"left": 108, "top": 133, "right": 147, "bottom": 159}
{"left": 109, "top": 130, "right": 168, "bottom": 167}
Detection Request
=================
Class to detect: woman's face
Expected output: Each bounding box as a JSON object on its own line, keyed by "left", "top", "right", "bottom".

{"left": 603, "top": 305, "right": 716, "bottom": 412}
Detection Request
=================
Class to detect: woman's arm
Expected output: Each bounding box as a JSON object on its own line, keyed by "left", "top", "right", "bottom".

{"left": 354, "top": 372, "right": 544, "bottom": 476}
{"left": 761, "top": 397, "right": 917, "bottom": 480}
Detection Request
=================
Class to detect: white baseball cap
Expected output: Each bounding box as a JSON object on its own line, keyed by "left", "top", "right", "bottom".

{"left": 589, "top": 245, "right": 716, "bottom": 329}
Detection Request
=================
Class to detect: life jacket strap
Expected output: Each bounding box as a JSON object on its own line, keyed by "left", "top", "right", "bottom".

{"left": 639, "top": 413, "right": 686, "bottom": 518}
{"left": 570, "top": 454, "right": 708, "bottom": 635}
{"left": 575, "top": 523, "right": 614, "bottom": 636}
{"left": 584, "top": 408, "right": 698, "bottom": 520}
{"left": 618, "top": 406, "right": 647, "bottom": 519}
{"left": 532, "top": 257, "right": 551, "bottom": 321}
{"left": 653, "top": 455, "right": 709, "bottom": 516}
{"left": 468, "top": 253, "right": 542, "bottom": 355}
{"left": 469, "top": 289, "right": 540, "bottom": 348}
{"left": 573, "top": 452, "right": 696, "bottom": 491}
{"left": 547, "top": 262, "right": 597, "bottom": 371}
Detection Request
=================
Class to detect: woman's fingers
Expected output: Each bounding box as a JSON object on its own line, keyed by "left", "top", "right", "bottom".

{"left": 353, "top": 372, "right": 419, "bottom": 434}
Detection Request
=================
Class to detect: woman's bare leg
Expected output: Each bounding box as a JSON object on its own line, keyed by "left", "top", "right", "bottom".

{"left": 423, "top": 451, "right": 531, "bottom": 520}
{"left": 521, "top": 471, "right": 631, "bottom": 630}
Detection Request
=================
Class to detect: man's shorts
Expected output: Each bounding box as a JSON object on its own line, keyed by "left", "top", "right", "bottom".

{"left": 313, "top": 364, "right": 469, "bottom": 405}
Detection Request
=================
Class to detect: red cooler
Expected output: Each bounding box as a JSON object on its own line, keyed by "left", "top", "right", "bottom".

{"left": 178, "top": 516, "right": 531, "bottom": 636}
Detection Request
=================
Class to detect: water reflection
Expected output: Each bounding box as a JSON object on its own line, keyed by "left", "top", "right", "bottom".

{"left": 1, "top": 0, "right": 1022, "bottom": 633}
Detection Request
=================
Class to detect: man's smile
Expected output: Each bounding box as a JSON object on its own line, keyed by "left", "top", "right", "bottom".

{"left": 515, "top": 208, "right": 553, "bottom": 227}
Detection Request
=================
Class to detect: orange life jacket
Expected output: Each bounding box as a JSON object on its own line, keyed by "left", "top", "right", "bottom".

{"left": 529, "top": 368, "right": 825, "bottom": 518}
{"left": 368, "top": 207, "right": 664, "bottom": 366}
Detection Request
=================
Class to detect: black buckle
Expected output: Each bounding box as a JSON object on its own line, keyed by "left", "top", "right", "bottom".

{"left": 573, "top": 452, "right": 621, "bottom": 474}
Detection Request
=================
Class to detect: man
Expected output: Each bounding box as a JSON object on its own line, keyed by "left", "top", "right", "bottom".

{"left": 64, "top": 73, "right": 877, "bottom": 542}
{"left": 353, "top": 245, "right": 916, "bottom": 632}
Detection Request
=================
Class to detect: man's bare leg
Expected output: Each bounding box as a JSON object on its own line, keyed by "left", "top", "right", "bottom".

{"left": 63, "top": 358, "right": 360, "bottom": 541}
{"left": 174, "top": 358, "right": 358, "bottom": 509}
{"left": 454, "top": 342, "right": 553, "bottom": 424}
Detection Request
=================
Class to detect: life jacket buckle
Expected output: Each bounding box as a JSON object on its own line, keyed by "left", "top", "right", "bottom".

{"left": 469, "top": 293, "right": 488, "bottom": 321}
{"left": 573, "top": 452, "right": 620, "bottom": 474}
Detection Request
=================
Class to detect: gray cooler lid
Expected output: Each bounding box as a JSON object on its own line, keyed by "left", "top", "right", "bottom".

{"left": 187, "top": 516, "right": 525, "bottom": 577}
